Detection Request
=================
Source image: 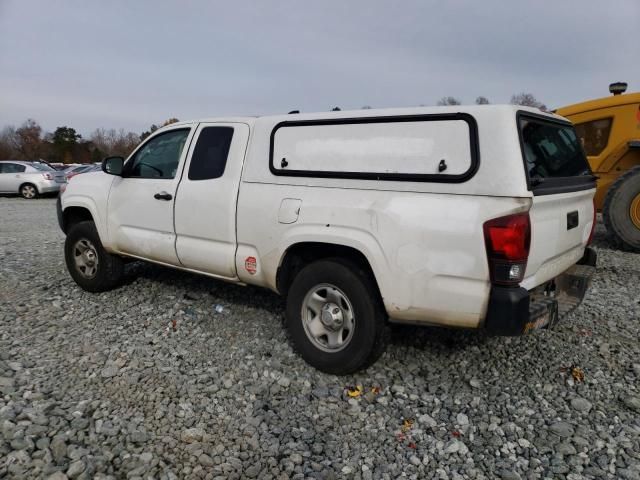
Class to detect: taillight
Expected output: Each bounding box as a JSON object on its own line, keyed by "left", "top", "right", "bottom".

{"left": 587, "top": 199, "right": 596, "bottom": 245}
{"left": 483, "top": 212, "right": 531, "bottom": 286}
{"left": 42, "top": 173, "right": 53, "bottom": 180}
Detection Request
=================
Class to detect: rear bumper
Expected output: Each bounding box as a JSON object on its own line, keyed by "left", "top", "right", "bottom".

{"left": 484, "top": 247, "right": 597, "bottom": 336}
{"left": 36, "top": 180, "right": 63, "bottom": 194}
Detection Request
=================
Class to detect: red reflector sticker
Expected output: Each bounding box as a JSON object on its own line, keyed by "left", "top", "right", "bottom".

{"left": 245, "top": 256, "right": 257, "bottom": 275}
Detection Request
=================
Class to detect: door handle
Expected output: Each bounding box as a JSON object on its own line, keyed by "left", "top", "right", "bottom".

{"left": 154, "top": 192, "right": 173, "bottom": 201}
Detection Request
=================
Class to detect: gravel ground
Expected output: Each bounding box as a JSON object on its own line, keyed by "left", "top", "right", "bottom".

{"left": 0, "top": 197, "right": 639, "bottom": 480}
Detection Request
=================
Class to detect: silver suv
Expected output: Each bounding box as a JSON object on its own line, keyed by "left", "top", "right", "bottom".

{"left": 0, "top": 160, "right": 66, "bottom": 199}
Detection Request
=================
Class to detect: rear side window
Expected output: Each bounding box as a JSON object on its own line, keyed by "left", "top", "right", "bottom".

{"left": 188, "top": 127, "right": 234, "bottom": 180}
{"left": 574, "top": 118, "right": 612, "bottom": 156}
{"left": 519, "top": 115, "right": 591, "bottom": 180}
{"left": 30, "top": 162, "right": 55, "bottom": 171}
{"left": 0, "top": 163, "right": 26, "bottom": 173}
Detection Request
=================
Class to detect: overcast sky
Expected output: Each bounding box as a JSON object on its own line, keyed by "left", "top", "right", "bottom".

{"left": 1, "top": 0, "right": 638, "bottom": 135}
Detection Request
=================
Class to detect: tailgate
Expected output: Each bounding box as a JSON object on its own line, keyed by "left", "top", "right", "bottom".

{"left": 522, "top": 189, "right": 595, "bottom": 289}
{"left": 516, "top": 111, "right": 596, "bottom": 289}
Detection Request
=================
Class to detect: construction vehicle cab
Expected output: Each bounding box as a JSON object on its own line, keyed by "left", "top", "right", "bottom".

{"left": 556, "top": 83, "right": 640, "bottom": 251}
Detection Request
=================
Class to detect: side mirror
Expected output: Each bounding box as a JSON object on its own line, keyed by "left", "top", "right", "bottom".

{"left": 102, "top": 156, "right": 124, "bottom": 176}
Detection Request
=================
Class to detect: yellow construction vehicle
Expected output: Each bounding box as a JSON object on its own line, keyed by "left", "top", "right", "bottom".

{"left": 556, "top": 83, "right": 640, "bottom": 251}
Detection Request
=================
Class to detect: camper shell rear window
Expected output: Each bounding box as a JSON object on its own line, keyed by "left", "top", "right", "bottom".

{"left": 517, "top": 111, "right": 595, "bottom": 195}
{"left": 269, "top": 113, "right": 479, "bottom": 183}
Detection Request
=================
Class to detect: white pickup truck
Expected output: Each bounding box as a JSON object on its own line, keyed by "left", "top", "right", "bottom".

{"left": 58, "top": 106, "right": 597, "bottom": 374}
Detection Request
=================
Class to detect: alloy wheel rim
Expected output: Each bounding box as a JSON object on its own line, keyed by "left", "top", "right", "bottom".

{"left": 22, "top": 185, "right": 36, "bottom": 198}
{"left": 73, "top": 239, "right": 99, "bottom": 279}
{"left": 631, "top": 192, "right": 640, "bottom": 230}
{"left": 301, "top": 283, "right": 355, "bottom": 353}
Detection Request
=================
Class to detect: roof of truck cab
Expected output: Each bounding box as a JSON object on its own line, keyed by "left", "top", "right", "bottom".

{"left": 174, "top": 104, "right": 563, "bottom": 128}
{"left": 555, "top": 92, "right": 640, "bottom": 117}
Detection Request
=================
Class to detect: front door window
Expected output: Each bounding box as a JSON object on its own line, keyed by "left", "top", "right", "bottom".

{"left": 126, "top": 129, "right": 190, "bottom": 179}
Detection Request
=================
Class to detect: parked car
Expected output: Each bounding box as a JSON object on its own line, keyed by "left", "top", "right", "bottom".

{"left": 57, "top": 105, "right": 597, "bottom": 374}
{"left": 0, "top": 160, "right": 66, "bottom": 199}
{"left": 65, "top": 164, "right": 100, "bottom": 181}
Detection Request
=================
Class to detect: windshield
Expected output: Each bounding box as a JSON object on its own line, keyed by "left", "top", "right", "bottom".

{"left": 30, "top": 162, "right": 56, "bottom": 171}
{"left": 519, "top": 116, "right": 591, "bottom": 181}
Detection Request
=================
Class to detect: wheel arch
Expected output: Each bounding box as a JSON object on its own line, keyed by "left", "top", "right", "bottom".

{"left": 276, "top": 241, "right": 384, "bottom": 302}
{"left": 62, "top": 206, "right": 94, "bottom": 234}
{"left": 60, "top": 195, "right": 108, "bottom": 247}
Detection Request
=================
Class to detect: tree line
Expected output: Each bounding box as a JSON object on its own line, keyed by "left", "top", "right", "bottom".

{"left": 0, "top": 118, "right": 179, "bottom": 164}
{"left": 436, "top": 92, "right": 547, "bottom": 110}
{"left": 0, "top": 92, "right": 546, "bottom": 164}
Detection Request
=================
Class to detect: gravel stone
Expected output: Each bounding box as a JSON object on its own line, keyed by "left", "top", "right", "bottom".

{"left": 181, "top": 428, "right": 205, "bottom": 443}
{"left": 100, "top": 364, "right": 119, "bottom": 379}
{"left": 570, "top": 396, "right": 593, "bottom": 413}
{"left": 50, "top": 435, "right": 68, "bottom": 463}
{"left": 277, "top": 376, "right": 291, "bottom": 388}
{"left": 500, "top": 471, "right": 522, "bottom": 480}
{"left": 557, "top": 442, "right": 577, "bottom": 455}
{"left": 1, "top": 200, "right": 639, "bottom": 479}
{"left": 66, "top": 460, "right": 86, "bottom": 478}
{"left": 47, "top": 473, "right": 69, "bottom": 480}
{"left": 549, "top": 421, "right": 574, "bottom": 438}
{"left": 623, "top": 396, "right": 640, "bottom": 413}
{"left": 418, "top": 414, "right": 437, "bottom": 427}
{"left": 444, "top": 439, "right": 462, "bottom": 454}
{"left": 456, "top": 413, "right": 469, "bottom": 425}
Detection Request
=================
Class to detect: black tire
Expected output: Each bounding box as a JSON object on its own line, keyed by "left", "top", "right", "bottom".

{"left": 285, "top": 258, "right": 388, "bottom": 375}
{"left": 603, "top": 166, "right": 640, "bottom": 252}
{"left": 64, "top": 221, "right": 124, "bottom": 292}
{"left": 20, "top": 183, "right": 39, "bottom": 199}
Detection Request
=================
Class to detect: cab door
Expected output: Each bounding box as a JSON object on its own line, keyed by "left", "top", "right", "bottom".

{"left": 106, "top": 126, "right": 194, "bottom": 264}
{"left": 174, "top": 122, "right": 250, "bottom": 278}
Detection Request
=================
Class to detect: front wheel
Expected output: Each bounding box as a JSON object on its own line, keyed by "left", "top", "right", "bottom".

{"left": 285, "top": 259, "right": 388, "bottom": 374}
{"left": 64, "top": 221, "right": 124, "bottom": 292}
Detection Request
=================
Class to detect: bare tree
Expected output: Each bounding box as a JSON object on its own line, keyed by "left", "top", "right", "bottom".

{"left": 14, "top": 119, "right": 44, "bottom": 159}
{"left": 162, "top": 118, "right": 180, "bottom": 127}
{"left": 90, "top": 128, "right": 140, "bottom": 158}
{"left": 0, "top": 126, "right": 18, "bottom": 159}
{"left": 437, "top": 96, "right": 461, "bottom": 106}
{"left": 140, "top": 118, "right": 180, "bottom": 141}
{"left": 510, "top": 92, "right": 547, "bottom": 111}
{"left": 475, "top": 96, "right": 490, "bottom": 105}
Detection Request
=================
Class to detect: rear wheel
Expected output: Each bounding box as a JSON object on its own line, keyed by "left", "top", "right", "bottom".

{"left": 64, "top": 221, "right": 124, "bottom": 292}
{"left": 20, "top": 183, "right": 38, "bottom": 199}
{"left": 603, "top": 166, "right": 640, "bottom": 252}
{"left": 285, "top": 258, "right": 388, "bottom": 374}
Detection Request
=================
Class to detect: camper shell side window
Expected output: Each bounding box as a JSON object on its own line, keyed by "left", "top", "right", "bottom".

{"left": 269, "top": 114, "right": 480, "bottom": 183}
